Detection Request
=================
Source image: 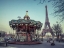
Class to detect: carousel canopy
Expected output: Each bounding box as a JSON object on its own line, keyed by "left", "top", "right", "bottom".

{"left": 9, "top": 19, "right": 42, "bottom": 27}
{"left": 9, "top": 11, "right": 43, "bottom": 30}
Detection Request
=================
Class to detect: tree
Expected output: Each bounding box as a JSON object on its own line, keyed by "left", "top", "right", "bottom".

{"left": 34, "top": 0, "right": 64, "bottom": 22}
{"left": 52, "top": 22, "right": 63, "bottom": 41}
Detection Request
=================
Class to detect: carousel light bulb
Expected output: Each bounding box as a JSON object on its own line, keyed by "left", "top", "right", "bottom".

{"left": 34, "top": 25, "right": 36, "bottom": 26}
{"left": 10, "top": 25, "right": 12, "bottom": 27}
{"left": 16, "top": 24, "right": 18, "bottom": 25}
{"left": 31, "top": 22, "right": 32, "bottom": 23}
{"left": 20, "top": 24, "right": 21, "bottom": 25}
{"left": 30, "top": 24, "right": 32, "bottom": 25}
{"left": 22, "top": 24, "right": 23, "bottom": 25}
{"left": 13, "top": 24, "right": 15, "bottom": 25}
{"left": 25, "top": 24, "right": 28, "bottom": 25}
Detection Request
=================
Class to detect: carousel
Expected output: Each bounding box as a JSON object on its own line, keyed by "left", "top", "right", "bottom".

{"left": 9, "top": 11, "right": 42, "bottom": 44}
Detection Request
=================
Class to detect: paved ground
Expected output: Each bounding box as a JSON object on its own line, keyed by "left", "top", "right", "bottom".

{"left": 0, "top": 41, "right": 64, "bottom": 48}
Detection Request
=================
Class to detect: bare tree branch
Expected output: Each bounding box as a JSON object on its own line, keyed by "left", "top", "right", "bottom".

{"left": 35, "top": 0, "right": 64, "bottom": 22}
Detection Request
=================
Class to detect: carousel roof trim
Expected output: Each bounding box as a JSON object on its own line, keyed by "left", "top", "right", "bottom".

{"left": 9, "top": 19, "right": 42, "bottom": 26}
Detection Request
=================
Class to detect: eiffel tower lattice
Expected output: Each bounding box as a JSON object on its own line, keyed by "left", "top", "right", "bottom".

{"left": 42, "top": 5, "right": 54, "bottom": 36}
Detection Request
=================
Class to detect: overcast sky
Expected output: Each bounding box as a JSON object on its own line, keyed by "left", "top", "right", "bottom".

{"left": 0, "top": 0, "right": 64, "bottom": 34}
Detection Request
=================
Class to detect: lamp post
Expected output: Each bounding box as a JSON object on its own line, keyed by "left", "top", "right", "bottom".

{"left": 42, "top": 32, "right": 43, "bottom": 41}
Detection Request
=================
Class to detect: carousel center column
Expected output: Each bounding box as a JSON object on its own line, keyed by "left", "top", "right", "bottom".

{"left": 26, "top": 24, "right": 31, "bottom": 42}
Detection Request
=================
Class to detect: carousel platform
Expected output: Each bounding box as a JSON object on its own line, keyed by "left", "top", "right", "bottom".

{"left": 8, "top": 41, "right": 42, "bottom": 45}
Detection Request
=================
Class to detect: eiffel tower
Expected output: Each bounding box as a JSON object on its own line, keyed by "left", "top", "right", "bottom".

{"left": 42, "top": 5, "right": 54, "bottom": 36}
